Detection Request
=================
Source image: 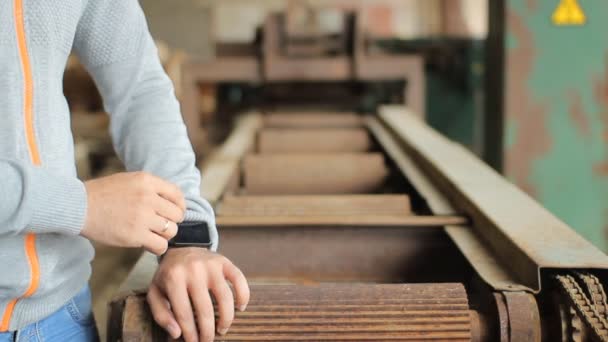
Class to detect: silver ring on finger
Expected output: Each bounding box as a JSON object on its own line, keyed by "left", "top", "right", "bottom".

{"left": 161, "top": 220, "right": 170, "bottom": 233}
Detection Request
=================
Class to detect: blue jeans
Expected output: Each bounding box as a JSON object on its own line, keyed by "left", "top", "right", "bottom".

{"left": 0, "top": 287, "right": 99, "bottom": 342}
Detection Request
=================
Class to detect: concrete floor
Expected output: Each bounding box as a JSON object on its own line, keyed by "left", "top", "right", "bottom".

{"left": 90, "top": 243, "right": 142, "bottom": 340}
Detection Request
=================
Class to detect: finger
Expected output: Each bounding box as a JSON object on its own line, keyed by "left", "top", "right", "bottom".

{"left": 143, "top": 233, "right": 169, "bottom": 256}
{"left": 149, "top": 177, "right": 187, "bottom": 215}
{"left": 149, "top": 215, "right": 178, "bottom": 240}
{"left": 209, "top": 277, "right": 234, "bottom": 336}
{"left": 153, "top": 195, "right": 186, "bottom": 223}
{"left": 190, "top": 284, "right": 216, "bottom": 342}
{"left": 147, "top": 286, "right": 181, "bottom": 339}
{"left": 224, "top": 262, "right": 250, "bottom": 311}
{"left": 167, "top": 283, "right": 199, "bottom": 342}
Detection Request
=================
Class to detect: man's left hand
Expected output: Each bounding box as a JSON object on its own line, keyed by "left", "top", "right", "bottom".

{"left": 147, "top": 248, "right": 250, "bottom": 342}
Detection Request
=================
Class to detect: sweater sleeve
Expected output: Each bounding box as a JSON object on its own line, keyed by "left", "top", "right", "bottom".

{"left": 72, "top": 0, "right": 218, "bottom": 250}
{"left": 0, "top": 159, "right": 87, "bottom": 236}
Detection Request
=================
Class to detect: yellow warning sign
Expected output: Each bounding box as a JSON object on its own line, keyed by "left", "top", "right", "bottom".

{"left": 552, "top": 0, "right": 586, "bottom": 26}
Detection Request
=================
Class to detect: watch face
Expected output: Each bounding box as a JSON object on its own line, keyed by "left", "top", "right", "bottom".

{"left": 170, "top": 221, "right": 212, "bottom": 247}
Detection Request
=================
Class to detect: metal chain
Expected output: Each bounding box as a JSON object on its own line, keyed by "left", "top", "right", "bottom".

{"left": 575, "top": 272, "right": 608, "bottom": 317}
{"left": 570, "top": 305, "right": 584, "bottom": 342}
{"left": 555, "top": 274, "right": 608, "bottom": 342}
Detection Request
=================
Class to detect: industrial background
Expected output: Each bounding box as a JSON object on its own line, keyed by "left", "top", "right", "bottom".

{"left": 59, "top": 0, "right": 608, "bottom": 340}
{"left": 133, "top": 0, "right": 608, "bottom": 252}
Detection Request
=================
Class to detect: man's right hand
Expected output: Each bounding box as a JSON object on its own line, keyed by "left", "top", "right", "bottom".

{"left": 81, "top": 172, "right": 186, "bottom": 255}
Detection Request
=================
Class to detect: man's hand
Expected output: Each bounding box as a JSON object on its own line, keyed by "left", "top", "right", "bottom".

{"left": 147, "top": 248, "right": 250, "bottom": 342}
{"left": 81, "top": 172, "right": 186, "bottom": 255}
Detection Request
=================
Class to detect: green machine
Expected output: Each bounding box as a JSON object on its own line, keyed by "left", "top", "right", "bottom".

{"left": 385, "top": 0, "right": 608, "bottom": 252}
{"left": 496, "top": 0, "right": 608, "bottom": 251}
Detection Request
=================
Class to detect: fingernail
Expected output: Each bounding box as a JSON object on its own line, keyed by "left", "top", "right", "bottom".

{"left": 218, "top": 328, "right": 229, "bottom": 336}
{"left": 238, "top": 304, "right": 247, "bottom": 312}
{"left": 167, "top": 322, "right": 180, "bottom": 338}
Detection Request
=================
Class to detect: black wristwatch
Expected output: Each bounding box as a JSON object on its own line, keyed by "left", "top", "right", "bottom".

{"left": 168, "top": 221, "right": 213, "bottom": 249}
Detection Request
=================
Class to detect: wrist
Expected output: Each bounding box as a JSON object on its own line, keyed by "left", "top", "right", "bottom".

{"left": 80, "top": 180, "right": 97, "bottom": 237}
{"left": 159, "top": 246, "right": 211, "bottom": 263}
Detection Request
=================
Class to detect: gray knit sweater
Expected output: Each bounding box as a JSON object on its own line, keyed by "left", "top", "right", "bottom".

{"left": 0, "top": 0, "right": 217, "bottom": 331}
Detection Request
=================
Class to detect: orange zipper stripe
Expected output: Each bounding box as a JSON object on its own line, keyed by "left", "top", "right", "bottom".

{"left": 14, "top": 0, "right": 40, "bottom": 165}
{"left": 0, "top": 234, "right": 39, "bottom": 331}
{"left": 22, "top": 234, "right": 40, "bottom": 297}
{"left": 1, "top": 0, "right": 42, "bottom": 332}
{"left": 0, "top": 300, "right": 17, "bottom": 331}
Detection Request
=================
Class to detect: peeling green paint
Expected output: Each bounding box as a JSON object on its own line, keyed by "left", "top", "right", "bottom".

{"left": 505, "top": 118, "right": 518, "bottom": 151}
{"left": 506, "top": 29, "right": 519, "bottom": 51}
{"left": 506, "top": 0, "right": 608, "bottom": 251}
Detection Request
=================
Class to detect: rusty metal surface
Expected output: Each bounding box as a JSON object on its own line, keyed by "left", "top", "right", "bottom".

{"left": 367, "top": 116, "right": 526, "bottom": 292}
{"left": 243, "top": 153, "right": 388, "bottom": 195}
{"left": 494, "top": 293, "right": 509, "bottom": 342}
{"left": 365, "top": 117, "right": 456, "bottom": 215}
{"left": 380, "top": 105, "right": 608, "bottom": 292}
{"left": 502, "top": 292, "right": 542, "bottom": 342}
{"left": 469, "top": 310, "right": 487, "bottom": 342}
{"left": 555, "top": 273, "right": 608, "bottom": 341}
{"left": 493, "top": 292, "right": 542, "bottom": 342}
{"left": 218, "top": 226, "right": 472, "bottom": 284}
{"left": 111, "top": 284, "right": 474, "bottom": 342}
{"left": 257, "top": 128, "right": 372, "bottom": 153}
{"left": 445, "top": 225, "right": 530, "bottom": 292}
{"left": 215, "top": 284, "right": 472, "bottom": 341}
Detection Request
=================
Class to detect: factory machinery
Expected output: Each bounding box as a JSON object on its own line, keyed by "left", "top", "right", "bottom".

{"left": 107, "top": 4, "right": 608, "bottom": 341}
{"left": 109, "top": 106, "right": 608, "bottom": 341}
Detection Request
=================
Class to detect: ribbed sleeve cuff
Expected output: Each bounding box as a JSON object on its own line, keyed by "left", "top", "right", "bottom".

{"left": 28, "top": 172, "right": 88, "bottom": 235}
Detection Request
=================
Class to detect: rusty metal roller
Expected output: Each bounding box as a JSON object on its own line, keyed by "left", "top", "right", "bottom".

{"left": 244, "top": 153, "right": 388, "bottom": 195}
{"left": 216, "top": 283, "right": 472, "bottom": 341}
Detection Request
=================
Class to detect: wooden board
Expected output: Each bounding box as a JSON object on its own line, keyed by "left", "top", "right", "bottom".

{"left": 243, "top": 153, "right": 388, "bottom": 195}
{"left": 263, "top": 113, "right": 363, "bottom": 128}
{"left": 200, "top": 112, "right": 262, "bottom": 204}
{"left": 257, "top": 128, "right": 372, "bottom": 153}
{"left": 218, "top": 195, "right": 411, "bottom": 216}
{"left": 121, "top": 295, "right": 165, "bottom": 342}
{"left": 216, "top": 215, "right": 467, "bottom": 227}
